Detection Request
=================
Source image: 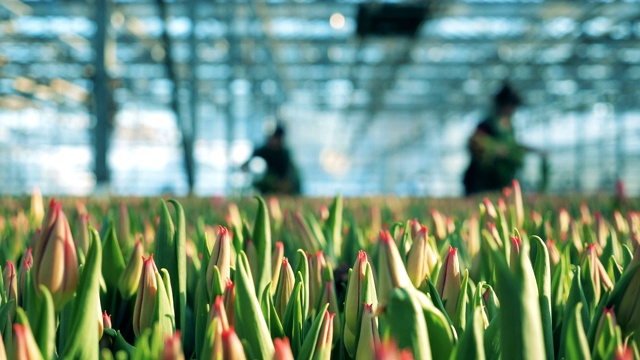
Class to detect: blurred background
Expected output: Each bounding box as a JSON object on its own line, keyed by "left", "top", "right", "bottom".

{"left": 0, "top": 0, "right": 639, "bottom": 197}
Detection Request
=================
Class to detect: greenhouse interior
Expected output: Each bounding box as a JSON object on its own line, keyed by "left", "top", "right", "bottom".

{"left": 1, "top": 0, "right": 639, "bottom": 197}
{"left": 3, "top": 1, "right": 640, "bottom": 360}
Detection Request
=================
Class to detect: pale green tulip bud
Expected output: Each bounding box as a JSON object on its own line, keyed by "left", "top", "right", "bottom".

{"left": 431, "top": 210, "right": 447, "bottom": 241}
{"left": 378, "top": 230, "right": 412, "bottom": 305}
{"left": 406, "top": 225, "right": 435, "bottom": 287}
{"left": 207, "top": 226, "right": 232, "bottom": 293}
{"left": 344, "top": 250, "right": 377, "bottom": 357}
{"left": 355, "top": 303, "right": 379, "bottom": 360}
{"left": 119, "top": 240, "right": 144, "bottom": 299}
{"left": 275, "top": 258, "right": 296, "bottom": 320}
{"left": 133, "top": 255, "right": 158, "bottom": 337}
{"left": 314, "top": 310, "right": 335, "bottom": 360}
{"left": 436, "top": 245, "right": 461, "bottom": 320}
{"left": 271, "top": 242, "right": 284, "bottom": 295}
{"left": 33, "top": 199, "right": 79, "bottom": 311}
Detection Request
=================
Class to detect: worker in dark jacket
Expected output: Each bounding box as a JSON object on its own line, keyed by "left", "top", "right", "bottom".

{"left": 463, "top": 83, "right": 529, "bottom": 195}
{"left": 245, "top": 124, "right": 301, "bottom": 195}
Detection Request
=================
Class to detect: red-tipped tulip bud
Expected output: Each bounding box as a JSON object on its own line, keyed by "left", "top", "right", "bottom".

{"left": 510, "top": 236, "right": 522, "bottom": 269}
{"left": 375, "top": 339, "right": 415, "bottom": 360}
{"left": 409, "top": 219, "right": 422, "bottom": 240}
{"left": 161, "top": 331, "right": 185, "bottom": 360}
{"left": 221, "top": 328, "right": 247, "bottom": 360}
{"left": 29, "top": 188, "right": 44, "bottom": 227}
{"left": 133, "top": 255, "right": 158, "bottom": 337}
{"left": 273, "top": 337, "right": 294, "bottom": 360}
{"left": 18, "top": 248, "right": 33, "bottom": 307}
{"left": 12, "top": 323, "right": 42, "bottom": 360}
{"left": 436, "top": 246, "right": 461, "bottom": 319}
{"left": 546, "top": 239, "right": 561, "bottom": 273}
{"left": 483, "top": 198, "right": 498, "bottom": 220}
{"left": 3, "top": 261, "right": 17, "bottom": 320}
{"left": 378, "top": 230, "right": 412, "bottom": 304}
{"left": 209, "top": 296, "right": 230, "bottom": 331}
{"left": 33, "top": 199, "right": 79, "bottom": 311}
{"left": 356, "top": 304, "right": 380, "bottom": 360}
{"left": 344, "top": 251, "right": 377, "bottom": 357}
{"left": 613, "top": 211, "right": 628, "bottom": 235}
{"left": 271, "top": 242, "right": 285, "bottom": 295}
{"left": 75, "top": 214, "right": 90, "bottom": 258}
{"left": 310, "top": 251, "right": 327, "bottom": 310}
{"left": 315, "top": 311, "right": 335, "bottom": 360}
{"left": 274, "top": 258, "right": 295, "bottom": 319}
{"left": 512, "top": 179, "right": 524, "bottom": 228}
{"left": 580, "top": 202, "right": 592, "bottom": 225}
{"left": 406, "top": 226, "right": 436, "bottom": 287}
{"left": 223, "top": 280, "right": 235, "bottom": 328}
{"left": 269, "top": 197, "right": 283, "bottom": 223}
{"left": 103, "top": 311, "right": 112, "bottom": 330}
{"left": 119, "top": 240, "right": 144, "bottom": 299}
{"left": 207, "top": 226, "right": 232, "bottom": 292}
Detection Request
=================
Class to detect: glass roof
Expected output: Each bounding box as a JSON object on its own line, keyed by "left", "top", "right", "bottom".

{"left": 1, "top": 0, "right": 639, "bottom": 196}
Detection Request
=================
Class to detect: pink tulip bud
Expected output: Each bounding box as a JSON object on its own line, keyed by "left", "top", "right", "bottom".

{"left": 483, "top": 198, "right": 498, "bottom": 220}
{"left": 161, "top": 331, "right": 185, "bottom": 360}
{"left": 133, "top": 255, "right": 159, "bottom": 337}
{"left": 103, "top": 310, "right": 112, "bottom": 330}
{"left": 33, "top": 199, "right": 79, "bottom": 311}
{"left": 510, "top": 236, "right": 522, "bottom": 270}
{"left": 12, "top": 323, "right": 42, "bottom": 360}
{"left": 375, "top": 339, "right": 415, "bottom": 360}
{"left": 314, "top": 311, "right": 335, "bottom": 360}
{"left": 436, "top": 246, "right": 461, "bottom": 319}
{"left": 221, "top": 328, "right": 247, "bottom": 359}
{"left": 3, "top": 261, "right": 17, "bottom": 320}
{"left": 273, "top": 337, "right": 294, "bottom": 360}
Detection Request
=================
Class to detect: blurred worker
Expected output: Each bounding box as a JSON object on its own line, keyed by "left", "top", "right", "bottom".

{"left": 463, "top": 83, "right": 540, "bottom": 195}
{"left": 244, "top": 124, "right": 301, "bottom": 195}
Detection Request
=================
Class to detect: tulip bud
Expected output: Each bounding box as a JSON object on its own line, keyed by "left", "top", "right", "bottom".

{"left": 512, "top": 179, "right": 524, "bottom": 229}
{"left": 510, "top": 236, "right": 522, "bottom": 270}
{"left": 559, "top": 208, "right": 571, "bottom": 236}
{"left": 103, "top": 311, "right": 112, "bottom": 330}
{"left": 273, "top": 337, "right": 294, "bottom": 360}
{"left": 3, "top": 261, "right": 17, "bottom": 321}
{"left": 209, "top": 296, "right": 230, "bottom": 331}
{"left": 321, "top": 279, "right": 341, "bottom": 344}
{"left": 29, "top": 188, "right": 44, "bottom": 227}
{"left": 271, "top": 242, "right": 284, "bottom": 295}
{"left": 33, "top": 199, "right": 79, "bottom": 311}
{"left": 161, "top": 331, "right": 185, "bottom": 360}
{"left": 12, "top": 323, "right": 43, "bottom": 360}
{"left": 222, "top": 328, "right": 247, "bottom": 360}
{"left": 580, "top": 202, "right": 592, "bottom": 225}
{"left": 409, "top": 219, "right": 421, "bottom": 240}
{"left": 274, "top": 258, "right": 296, "bottom": 320}
{"left": 119, "top": 240, "right": 144, "bottom": 299}
{"left": 227, "top": 202, "right": 242, "bottom": 231}
{"left": 75, "top": 214, "right": 90, "bottom": 258}
{"left": 18, "top": 247, "right": 33, "bottom": 308}
{"left": 406, "top": 226, "right": 435, "bottom": 287}
{"left": 269, "top": 197, "right": 283, "bottom": 223}
{"left": 344, "top": 251, "right": 377, "bottom": 357}
{"left": 207, "top": 226, "right": 232, "bottom": 292}
{"left": 613, "top": 211, "right": 628, "bottom": 235}
{"left": 378, "top": 230, "right": 412, "bottom": 304}
{"left": 609, "top": 246, "right": 640, "bottom": 336}
{"left": 133, "top": 255, "right": 158, "bottom": 337}
{"left": 314, "top": 310, "right": 335, "bottom": 360}
{"left": 224, "top": 280, "right": 235, "bottom": 328}
{"left": 436, "top": 246, "right": 461, "bottom": 320}
{"left": 356, "top": 304, "right": 379, "bottom": 360}
{"left": 375, "top": 339, "right": 415, "bottom": 360}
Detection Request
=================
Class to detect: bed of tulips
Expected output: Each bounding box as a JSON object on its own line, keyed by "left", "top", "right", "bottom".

{"left": 0, "top": 181, "right": 639, "bottom": 359}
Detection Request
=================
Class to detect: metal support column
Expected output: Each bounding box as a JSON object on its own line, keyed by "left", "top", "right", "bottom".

{"left": 93, "top": 0, "right": 111, "bottom": 190}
